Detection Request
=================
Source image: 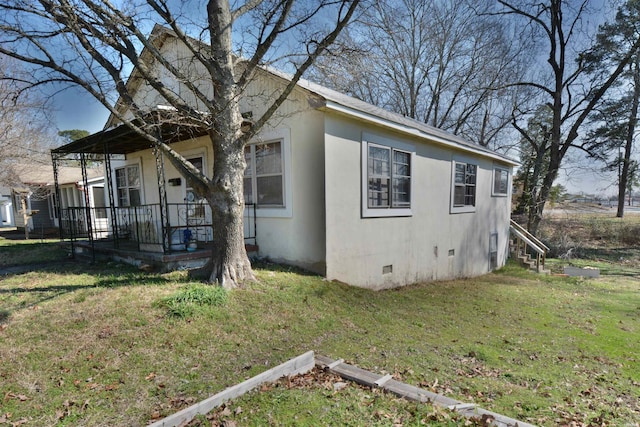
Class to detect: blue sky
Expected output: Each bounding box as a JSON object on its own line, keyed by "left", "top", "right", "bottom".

{"left": 52, "top": 87, "right": 110, "bottom": 134}
{"left": 46, "top": 0, "right": 623, "bottom": 196}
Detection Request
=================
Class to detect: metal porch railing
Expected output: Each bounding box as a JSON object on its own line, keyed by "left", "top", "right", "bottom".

{"left": 59, "top": 202, "right": 257, "bottom": 253}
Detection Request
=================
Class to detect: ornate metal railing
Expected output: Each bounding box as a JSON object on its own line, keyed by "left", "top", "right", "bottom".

{"left": 60, "top": 202, "right": 257, "bottom": 253}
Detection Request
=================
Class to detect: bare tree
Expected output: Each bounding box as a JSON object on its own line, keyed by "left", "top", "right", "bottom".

{"left": 583, "top": 1, "right": 640, "bottom": 218}
{"left": 309, "top": 0, "right": 524, "bottom": 147}
{"left": 497, "top": 0, "right": 640, "bottom": 233}
{"left": 0, "top": 0, "right": 360, "bottom": 288}
{"left": 0, "top": 56, "right": 55, "bottom": 186}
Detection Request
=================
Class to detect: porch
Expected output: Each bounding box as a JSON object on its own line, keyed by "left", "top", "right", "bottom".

{"left": 59, "top": 202, "right": 257, "bottom": 267}
{"left": 51, "top": 114, "right": 258, "bottom": 268}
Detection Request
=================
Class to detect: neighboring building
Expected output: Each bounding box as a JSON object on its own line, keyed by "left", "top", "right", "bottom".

{"left": 51, "top": 26, "right": 517, "bottom": 289}
{"left": 2, "top": 164, "right": 104, "bottom": 233}
{"left": 0, "top": 186, "right": 15, "bottom": 227}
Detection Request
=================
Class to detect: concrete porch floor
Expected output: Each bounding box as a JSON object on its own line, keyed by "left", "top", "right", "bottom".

{"left": 67, "top": 239, "right": 259, "bottom": 272}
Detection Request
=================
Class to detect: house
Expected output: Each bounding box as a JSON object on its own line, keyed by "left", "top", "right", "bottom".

{"left": 51, "top": 26, "right": 517, "bottom": 289}
{"left": 1, "top": 163, "right": 104, "bottom": 235}
{"left": 0, "top": 186, "right": 15, "bottom": 227}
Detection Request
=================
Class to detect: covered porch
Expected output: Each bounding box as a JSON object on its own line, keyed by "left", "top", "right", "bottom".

{"left": 51, "top": 119, "right": 257, "bottom": 265}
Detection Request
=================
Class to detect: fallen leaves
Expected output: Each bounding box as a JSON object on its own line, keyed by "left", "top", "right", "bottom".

{"left": 0, "top": 413, "right": 29, "bottom": 426}
{"left": 3, "top": 393, "right": 28, "bottom": 402}
{"left": 55, "top": 399, "right": 90, "bottom": 422}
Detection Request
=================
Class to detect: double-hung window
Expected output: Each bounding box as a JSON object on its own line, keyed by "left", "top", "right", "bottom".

{"left": 451, "top": 160, "right": 477, "bottom": 213}
{"left": 492, "top": 167, "right": 509, "bottom": 196}
{"left": 115, "top": 165, "right": 141, "bottom": 207}
{"left": 244, "top": 140, "right": 284, "bottom": 207}
{"left": 362, "top": 136, "right": 413, "bottom": 217}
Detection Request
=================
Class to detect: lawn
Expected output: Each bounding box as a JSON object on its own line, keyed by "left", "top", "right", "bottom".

{"left": 1, "top": 232, "right": 639, "bottom": 426}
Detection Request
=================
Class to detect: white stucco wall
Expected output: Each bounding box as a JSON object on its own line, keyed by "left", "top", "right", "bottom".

{"left": 119, "top": 69, "right": 327, "bottom": 272}
{"left": 324, "top": 114, "right": 512, "bottom": 290}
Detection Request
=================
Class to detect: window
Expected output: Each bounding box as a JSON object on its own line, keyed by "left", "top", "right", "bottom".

{"left": 48, "top": 192, "right": 58, "bottom": 220}
{"left": 185, "top": 156, "right": 206, "bottom": 218}
{"left": 92, "top": 187, "right": 107, "bottom": 219}
{"left": 244, "top": 141, "right": 284, "bottom": 207}
{"left": 361, "top": 135, "right": 414, "bottom": 218}
{"left": 451, "top": 160, "right": 477, "bottom": 213}
{"left": 367, "top": 143, "right": 411, "bottom": 209}
{"left": 115, "top": 165, "right": 141, "bottom": 207}
{"left": 492, "top": 167, "right": 509, "bottom": 196}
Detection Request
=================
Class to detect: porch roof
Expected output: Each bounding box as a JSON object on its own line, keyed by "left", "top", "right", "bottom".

{"left": 51, "top": 120, "right": 209, "bottom": 155}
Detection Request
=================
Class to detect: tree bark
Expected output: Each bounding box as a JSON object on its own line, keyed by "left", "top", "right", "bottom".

{"left": 617, "top": 60, "right": 640, "bottom": 218}
{"left": 199, "top": 0, "right": 254, "bottom": 288}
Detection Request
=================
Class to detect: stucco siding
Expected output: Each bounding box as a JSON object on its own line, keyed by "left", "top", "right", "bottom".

{"left": 251, "top": 110, "right": 326, "bottom": 272}
{"left": 124, "top": 110, "right": 326, "bottom": 272}
{"left": 324, "top": 114, "right": 512, "bottom": 289}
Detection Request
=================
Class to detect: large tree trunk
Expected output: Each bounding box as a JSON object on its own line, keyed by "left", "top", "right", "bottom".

{"left": 529, "top": 164, "right": 559, "bottom": 236}
{"left": 204, "top": 129, "right": 254, "bottom": 288}
{"left": 617, "top": 60, "right": 640, "bottom": 218}
{"left": 198, "top": 0, "right": 254, "bottom": 288}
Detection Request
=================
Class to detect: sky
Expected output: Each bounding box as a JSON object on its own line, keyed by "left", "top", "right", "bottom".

{"left": 43, "top": 0, "right": 627, "bottom": 197}
{"left": 52, "top": 87, "right": 110, "bottom": 134}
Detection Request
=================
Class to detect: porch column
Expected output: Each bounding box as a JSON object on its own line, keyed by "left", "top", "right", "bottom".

{"left": 80, "top": 153, "right": 95, "bottom": 262}
{"left": 153, "top": 145, "right": 170, "bottom": 253}
{"left": 51, "top": 152, "right": 63, "bottom": 240}
{"left": 103, "top": 142, "right": 120, "bottom": 249}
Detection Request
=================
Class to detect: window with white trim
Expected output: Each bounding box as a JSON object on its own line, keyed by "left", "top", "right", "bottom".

{"left": 185, "top": 156, "right": 206, "bottom": 217}
{"left": 492, "top": 167, "right": 509, "bottom": 196}
{"left": 244, "top": 140, "right": 284, "bottom": 207}
{"left": 115, "top": 165, "right": 141, "bottom": 207}
{"left": 367, "top": 143, "right": 411, "bottom": 209}
{"left": 451, "top": 161, "right": 477, "bottom": 212}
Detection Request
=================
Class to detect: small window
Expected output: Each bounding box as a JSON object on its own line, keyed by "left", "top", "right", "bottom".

{"left": 115, "top": 165, "right": 141, "bottom": 207}
{"left": 451, "top": 160, "right": 477, "bottom": 213}
{"left": 366, "top": 143, "right": 412, "bottom": 209}
{"left": 244, "top": 140, "right": 284, "bottom": 207}
{"left": 492, "top": 167, "right": 509, "bottom": 196}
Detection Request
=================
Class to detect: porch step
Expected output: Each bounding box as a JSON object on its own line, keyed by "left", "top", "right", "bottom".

{"left": 512, "top": 251, "right": 549, "bottom": 274}
{"left": 66, "top": 239, "right": 260, "bottom": 273}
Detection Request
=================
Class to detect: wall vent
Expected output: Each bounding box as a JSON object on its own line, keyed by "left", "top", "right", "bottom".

{"left": 382, "top": 265, "right": 393, "bottom": 274}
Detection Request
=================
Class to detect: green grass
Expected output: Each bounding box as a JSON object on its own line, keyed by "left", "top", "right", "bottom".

{"left": 1, "top": 244, "right": 639, "bottom": 426}
{"left": 155, "top": 283, "right": 228, "bottom": 318}
{"left": 202, "top": 368, "right": 475, "bottom": 426}
{"left": 0, "top": 236, "right": 68, "bottom": 267}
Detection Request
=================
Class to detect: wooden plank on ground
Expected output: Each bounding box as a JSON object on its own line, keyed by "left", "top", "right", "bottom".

{"left": 148, "top": 351, "right": 315, "bottom": 427}
{"left": 384, "top": 379, "right": 461, "bottom": 407}
{"left": 323, "top": 359, "right": 384, "bottom": 387}
{"left": 374, "top": 374, "right": 393, "bottom": 387}
{"left": 456, "top": 406, "right": 538, "bottom": 427}
{"left": 316, "top": 354, "right": 538, "bottom": 427}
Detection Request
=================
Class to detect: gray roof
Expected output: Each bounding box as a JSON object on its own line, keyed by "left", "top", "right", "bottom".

{"left": 287, "top": 73, "right": 518, "bottom": 166}
{"left": 8, "top": 163, "right": 103, "bottom": 187}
